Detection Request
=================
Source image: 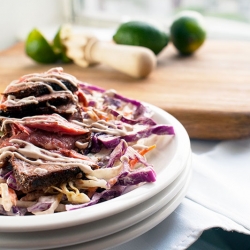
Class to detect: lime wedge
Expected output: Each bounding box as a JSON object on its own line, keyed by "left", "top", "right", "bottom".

{"left": 25, "top": 29, "right": 58, "bottom": 64}
{"left": 53, "top": 26, "right": 72, "bottom": 63}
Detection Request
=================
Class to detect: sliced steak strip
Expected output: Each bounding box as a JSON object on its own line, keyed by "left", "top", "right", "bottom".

{"left": 0, "top": 67, "right": 82, "bottom": 118}
{"left": 11, "top": 156, "right": 84, "bottom": 193}
{"left": 0, "top": 131, "right": 90, "bottom": 151}
{"left": 20, "top": 114, "right": 88, "bottom": 135}
{"left": 0, "top": 92, "right": 76, "bottom": 118}
{"left": 2, "top": 82, "right": 51, "bottom": 99}
{"left": 0, "top": 114, "right": 90, "bottom": 150}
{"left": 3, "top": 80, "right": 78, "bottom": 99}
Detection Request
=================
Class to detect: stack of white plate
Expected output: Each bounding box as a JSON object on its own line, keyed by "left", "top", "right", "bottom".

{"left": 0, "top": 104, "right": 192, "bottom": 250}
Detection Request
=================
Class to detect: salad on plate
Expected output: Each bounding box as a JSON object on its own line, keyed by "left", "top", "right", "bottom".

{"left": 0, "top": 67, "right": 174, "bottom": 216}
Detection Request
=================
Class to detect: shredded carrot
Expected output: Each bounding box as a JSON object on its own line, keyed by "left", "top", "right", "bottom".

{"left": 108, "top": 177, "right": 118, "bottom": 187}
{"left": 8, "top": 188, "right": 17, "bottom": 206}
{"left": 98, "top": 114, "right": 109, "bottom": 121}
{"left": 129, "top": 145, "right": 156, "bottom": 169}
{"left": 76, "top": 89, "right": 88, "bottom": 107}
{"left": 87, "top": 187, "right": 98, "bottom": 198}
{"left": 68, "top": 150, "right": 95, "bottom": 162}
{"left": 93, "top": 109, "right": 109, "bottom": 121}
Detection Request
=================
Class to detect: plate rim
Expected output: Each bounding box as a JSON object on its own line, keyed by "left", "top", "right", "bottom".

{"left": 57, "top": 163, "right": 193, "bottom": 250}
{"left": 0, "top": 151, "right": 192, "bottom": 249}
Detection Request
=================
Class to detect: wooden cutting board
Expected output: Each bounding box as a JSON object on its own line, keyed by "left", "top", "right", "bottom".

{"left": 0, "top": 40, "right": 250, "bottom": 140}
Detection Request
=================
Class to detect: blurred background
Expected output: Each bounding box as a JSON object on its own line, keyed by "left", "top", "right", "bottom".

{"left": 70, "top": 0, "right": 250, "bottom": 26}
{"left": 1, "top": 0, "right": 250, "bottom": 51}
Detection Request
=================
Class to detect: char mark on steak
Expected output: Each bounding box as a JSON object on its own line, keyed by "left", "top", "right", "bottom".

{"left": 0, "top": 92, "right": 77, "bottom": 118}
{"left": 0, "top": 130, "right": 90, "bottom": 151}
{"left": 2, "top": 80, "right": 78, "bottom": 100}
{"left": 0, "top": 114, "right": 90, "bottom": 150}
{"left": 2, "top": 83, "right": 51, "bottom": 99}
{"left": 11, "top": 156, "right": 85, "bottom": 193}
{"left": 0, "top": 68, "right": 82, "bottom": 119}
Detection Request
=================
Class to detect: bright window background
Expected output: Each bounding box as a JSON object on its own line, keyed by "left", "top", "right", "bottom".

{"left": 0, "top": 0, "right": 69, "bottom": 51}
{"left": 1, "top": 0, "right": 250, "bottom": 51}
{"left": 70, "top": 0, "right": 250, "bottom": 24}
{"left": 68, "top": 0, "right": 250, "bottom": 40}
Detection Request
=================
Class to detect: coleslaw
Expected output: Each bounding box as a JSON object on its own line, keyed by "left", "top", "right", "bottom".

{"left": 0, "top": 68, "right": 174, "bottom": 216}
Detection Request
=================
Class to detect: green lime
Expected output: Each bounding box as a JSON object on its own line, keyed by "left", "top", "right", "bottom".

{"left": 25, "top": 29, "right": 58, "bottom": 64}
{"left": 113, "top": 21, "right": 169, "bottom": 55}
{"left": 53, "top": 26, "right": 72, "bottom": 63}
{"left": 170, "top": 11, "right": 206, "bottom": 55}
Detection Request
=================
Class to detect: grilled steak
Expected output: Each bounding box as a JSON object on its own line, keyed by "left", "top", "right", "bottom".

{"left": 0, "top": 130, "right": 90, "bottom": 151}
{"left": 0, "top": 114, "right": 90, "bottom": 150}
{"left": 0, "top": 68, "right": 96, "bottom": 197}
{"left": 0, "top": 114, "right": 92, "bottom": 192}
{"left": 2, "top": 82, "right": 51, "bottom": 99}
{"left": 0, "top": 67, "right": 81, "bottom": 119}
{"left": 2, "top": 80, "right": 78, "bottom": 99}
{"left": 11, "top": 156, "right": 84, "bottom": 193}
{"left": 0, "top": 92, "right": 76, "bottom": 118}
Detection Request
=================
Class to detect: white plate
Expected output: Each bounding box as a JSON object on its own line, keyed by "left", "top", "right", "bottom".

{"left": 0, "top": 151, "right": 192, "bottom": 250}
{"left": 0, "top": 104, "right": 191, "bottom": 232}
{"left": 57, "top": 166, "right": 192, "bottom": 250}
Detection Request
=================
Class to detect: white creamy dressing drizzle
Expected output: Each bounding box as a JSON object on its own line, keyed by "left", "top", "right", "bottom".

{"left": 2, "top": 68, "right": 79, "bottom": 114}
{"left": 91, "top": 120, "right": 127, "bottom": 136}
{"left": 0, "top": 114, "right": 66, "bottom": 132}
{"left": 22, "top": 77, "right": 71, "bottom": 92}
{"left": 7, "top": 81, "right": 54, "bottom": 93}
{"left": 2, "top": 139, "right": 93, "bottom": 169}
{"left": 17, "top": 67, "right": 78, "bottom": 88}
{"left": 0, "top": 139, "right": 121, "bottom": 179}
{"left": 34, "top": 168, "right": 48, "bottom": 175}
{"left": 64, "top": 105, "right": 78, "bottom": 114}
{"left": 91, "top": 120, "right": 145, "bottom": 137}
{"left": 75, "top": 141, "right": 88, "bottom": 149}
{"left": 72, "top": 116, "right": 128, "bottom": 136}
{"left": 6, "top": 95, "right": 39, "bottom": 105}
